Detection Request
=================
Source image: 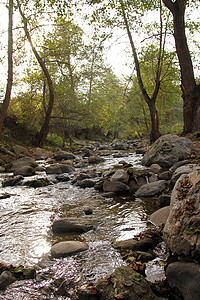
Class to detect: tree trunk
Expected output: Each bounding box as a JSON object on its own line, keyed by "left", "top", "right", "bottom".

{"left": 0, "top": 0, "right": 13, "bottom": 136}
{"left": 163, "top": 0, "right": 200, "bottom": 133}
{"left": 120, "top": 0, "right": 161, "bottom": 143}
{"left": 149, "top": 101, "right": 161, "bottom": 143}
{"left": 17, "top": 1, "right": 54, "bottom": 147}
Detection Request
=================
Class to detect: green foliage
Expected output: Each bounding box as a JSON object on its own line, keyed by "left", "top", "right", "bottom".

{"left": 46, "top": 133, "right": 63, "bottom": 147}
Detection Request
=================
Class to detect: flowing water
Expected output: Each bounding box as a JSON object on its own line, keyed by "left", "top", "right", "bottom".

{"left": 0, "top": 152, "right": 166, "bottom": 299}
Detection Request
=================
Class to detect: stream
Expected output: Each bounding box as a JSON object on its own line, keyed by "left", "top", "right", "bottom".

{"left": 0, "top": 151, "right": 167, "bottom": 299}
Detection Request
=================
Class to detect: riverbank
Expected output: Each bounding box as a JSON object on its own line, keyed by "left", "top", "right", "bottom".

{"left": 0, "top": 133, "right": 200, "bottom": 299}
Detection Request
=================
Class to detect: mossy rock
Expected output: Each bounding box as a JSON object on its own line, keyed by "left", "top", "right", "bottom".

{"left": 96, "top": 265, "right": 159, "bottom": 300}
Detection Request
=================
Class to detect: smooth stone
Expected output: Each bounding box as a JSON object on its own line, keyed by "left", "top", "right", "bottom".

{"left": 0, "top": 271, "right": 17, "bottom": 290}
{"left": 14, "top": 166, "right": 35, "bottom": 177}
{"left": 52, "top": 218, "right": 94, "bottom": 233}
{"left": 166, "top": 262, "right": 200, "bottom": 300}
{"left": 135, "top": 180, "right": 167, "bottom": 198}
{"left": 103, "top": 180, "right": 130, "bottom": 194}
{"left": 113, "top": 237, "right": 157, "bottom": 251}
{"left": 150, "top": 206, "right": 170, "bottom": 226}
{"left": 51, "top": 241, "right": 88, "bottom": 258}
{"left": 2, "top": 175, "right": 24, "bottom": 187}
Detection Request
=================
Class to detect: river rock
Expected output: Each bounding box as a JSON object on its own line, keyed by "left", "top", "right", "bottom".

{"left": 135, "top": 180, "right": 167, "bottom": 198}
{"left": 25, "top": 177, "right": 51, "bottom": 188}
{"left": 14, "top": 166, "right": 35, "bottom": 177}
{"left": 150, "top": 206, "right": 170, "bottom": 226}
{"left": 52, "top": 218, "right": 94, "bottom": 233}
{"left": 113, "top": 237, "right": 157, "bottom": 251}
{"left": 77, "top": 178, "right": 99, "bottom": 188}
{"left": 159, "top": 194, "right": 171, "bottom": 207}
{"left": 142, "top": 134, "right": 193, "bottom": 167}
{"left": 2, "top": 175, "right": 24, "bottom": 187}
{"left": 0, "top": 166, "right": 5, "bottom": 173}
{"left": 171, "top": 163, "right": 200, "bottom": 185}
{"left": 0, "top": 271, "right": 17, "bottom": 290}
{"left": 166, "top": 261, "right": 200, "bottom": 300}
{"left": 103, "top": 180, "right": 130, "bottom": 194}
{"left": 51, "top": 241, "right": 88, "bottom": 258}
{"left": 88, "top": 156, "right": 105, "bottom": 164}
{"left": 111, "top": 169, "right": 129, "bottom": 184}
{"left": 9, "top": 157, "right": 37, "bottom": 172}
{"left": 96, "top": 265, "right": 159, "bottom": 300}
{"left": 163, "top": 171, "right": 200, "bottom": 261}
{"left": 46, "top": 164, "right": 74, "bottom": 174}
{"left": 53, "top": 151, "right": 75, "bottom": 161}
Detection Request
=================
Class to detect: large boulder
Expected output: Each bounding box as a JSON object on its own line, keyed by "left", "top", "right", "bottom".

{"left": 103, "top": 180, "right": 130, "bottom": 194}
{"left": 111, "top": 169, "right": 129, "bottom": 184}
{"left": 96, "top": 266, "right": 159, "bottom": 300}
{"left": 166, "top": 262, "right": 200, "bottom": 300}
{"left": 113, "top": 237, "right": 157, "bottom": 251}
{"left": 142, "top": 135, "right": 193, "bottom": 167}
{"left": 14, "top": 166, "right": 35, "bottom": 177}
{"left": 135, "top": 180, "right": 167, "bottom": 198}
{"left": 9, "top": 157, "right": 37, "bottom": 172}
{"left": 46, "top": 164, "right": 74, "bottom": 175}
{"left": 163, "top": 171, "right": 200, "bottom": 261}
{"left": 51, "top": 241, "right": 88, "bottom": 258}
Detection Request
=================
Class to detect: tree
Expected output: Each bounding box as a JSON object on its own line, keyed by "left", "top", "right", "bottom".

{"left": 163, "top": 0, "right": 200, "bottom": 134}
{"left": 0, "top": 0, "right": 13, "bottom": 136}
{"left": 17, "top": 0, "right": 55, "bottom": 147}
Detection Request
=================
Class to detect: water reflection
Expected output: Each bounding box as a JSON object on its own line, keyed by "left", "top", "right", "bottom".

{"left": 0, "top": 152, "right": 158, "bottom": 298}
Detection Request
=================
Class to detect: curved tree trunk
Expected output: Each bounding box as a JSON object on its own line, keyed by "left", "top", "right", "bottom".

{"left": 17, "top": 1, "right": 54, "bottom": 147}
{"left": 163, "top": 0, "right": 200, "bottom": 133}
{"left": 0, "top": 0, "right": 13, "bottom": 136}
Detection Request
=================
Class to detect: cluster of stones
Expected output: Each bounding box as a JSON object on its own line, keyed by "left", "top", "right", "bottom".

{"left": 1, "top": 135, "right": 200, "bottom": 298}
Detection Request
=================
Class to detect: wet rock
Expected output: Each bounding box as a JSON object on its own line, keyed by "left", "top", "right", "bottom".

{"left": 134, "top": 251, "right": 155, "bottom": 262}
{"left": 113, "top": 237, "right": 157, "bottom": 251}
{"left": 88, "top": 156, "right": 105, "bottom": 164}
{"left": 2, "top": 175, "right": 24, "bottom": 187}
{"left": 136, "top": 148, "right": 146, "bottom": 155}
{"left": 77, "top": 178, "right": 99, "bottom": 188}
{"left": 159, "top": 195, "right": 170, "bottom": 208}
{"left": 52, "top": 218, "right": 94, "bottom": 234}
{"left": 169, "top": 159, "right": 191, "bottom": 172}
{"left": 35, "top": 166, "right": 46, "bottom": 172}
{"left": 84, "top": 208, "right": 93, "bottom": 215}
{"left": 142, "top": 134, "right": 193, "bottom": 167}
{"left": 56, "top": 174, "right": 70, "bottom": 182}
{"left": 128, "top": 176, "right": 147, "bottom": 193}
{"left": 135, "top": 180, "right": 167, "bottom": 198}
{"left": 166, "top": 261, "right": 200, "bottom": 300}
{"left": 163, "top": 171, "right": 200, "bottom": 261}
{"left": 51, "top": 241, "right": 88, "bottom": 258}
{"left": 0, "top": 166, "right": 5, "bottom": 173}
{"left": 103, "top": 180, "right": 130, "bottom": 194}
{"left": 158, "top": 171, "right": 171, "bottom": 180}
{"left": 150, "top": 206, "right": 170, "bottom": 226}
{"left": 149, "top": 164, "right": 162, "bottom": 174}
{"left": 96, "top": 265, "right": 159, "bottom": 300}
{"left": 102, "top": 192, "right": 116, "bottom": 198}
{"left": 46, "top": 164, "right": 74, "bottom": 175}
{"left": 170, "top": 163, "right": 200, "bottom": 186}
{"left": 14, "top": 166, "right": 35, "bottom": 177}
{"left": 9, "top": 157, "right": 37, "bottom": 172}
{"left": 53, "top": 151, "right": 75, "bottom": 161}
{"left": 111, "top": 169, "right": 129, "bottom": 184}
{"left": 94, "top": 181, "right": 104, "bottom": 191}
{"left": 0, "top": 271, "right": 17, "bottom": 290}
{"left": 25, "top": 177, "right": 51, "bottom": 188}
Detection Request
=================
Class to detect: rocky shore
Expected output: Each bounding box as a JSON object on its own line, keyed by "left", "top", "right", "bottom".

{"left": 0, "top": 134, "right": 200, "bottom": 299}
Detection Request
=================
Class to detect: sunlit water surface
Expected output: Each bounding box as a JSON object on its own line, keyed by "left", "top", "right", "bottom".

{"left": 0, "top": 152, "right": 165, "bottom": 299}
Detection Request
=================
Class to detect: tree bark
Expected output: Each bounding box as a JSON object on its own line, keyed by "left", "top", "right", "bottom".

{"left": 163, "top": 0, "right": 200, "bottom": 133}
{"left": 17, "top": 0, "right": 54, "bottom": 147}
{"left": 0, "top": 0, "right": 13, "bottom": 136}
{"left": 120, "top": 0, "right": 161, "bottom": 143}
